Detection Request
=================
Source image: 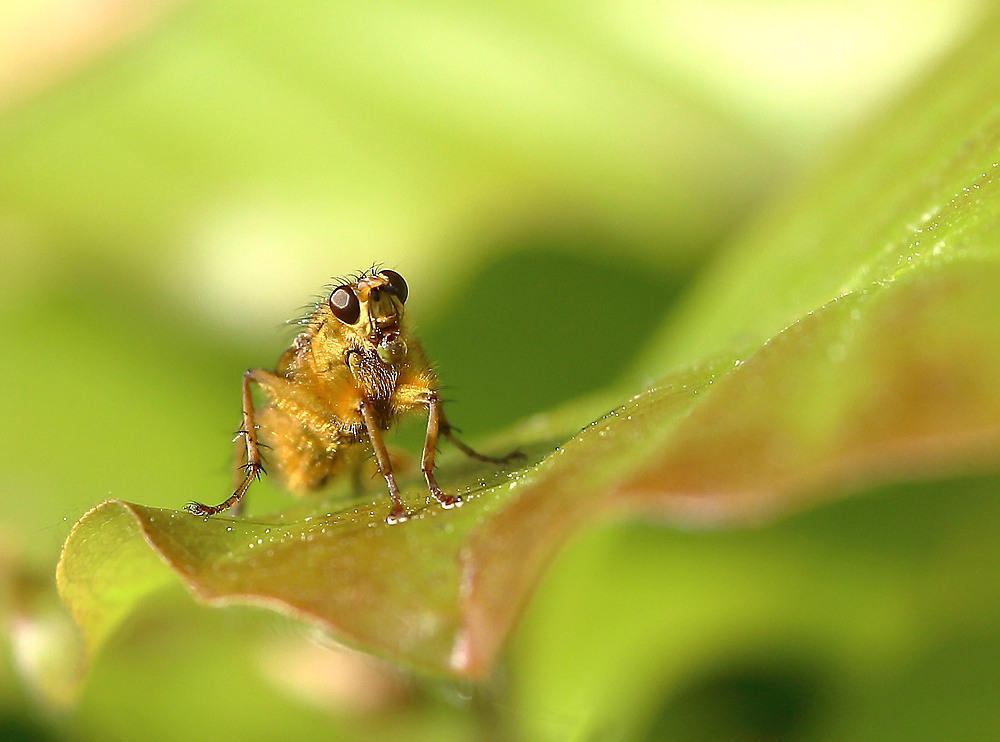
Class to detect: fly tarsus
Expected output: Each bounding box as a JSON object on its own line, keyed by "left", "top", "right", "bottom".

{"left": 184, "top": 461, "right": 265, "bottom": 517}
{"left": 182, "top": 500, "right": 221, "bottom": 517}
{"left": 431, "top": 488, "right": 462, "bottom": 509}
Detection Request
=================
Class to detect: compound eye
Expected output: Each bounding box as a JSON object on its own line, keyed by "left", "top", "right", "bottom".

{"left": 379, "top": 269, "right": 408, "bottom": 304}
{"left": 328, "top": 286, "right": 361, "bottom": 324}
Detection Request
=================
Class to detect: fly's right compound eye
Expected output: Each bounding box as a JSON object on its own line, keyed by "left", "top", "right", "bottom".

{"left": 329, "top": 286, "right": 361, "bottom": 324}
{"left": 379, "top": 269, "right": 408, "bottom": 304}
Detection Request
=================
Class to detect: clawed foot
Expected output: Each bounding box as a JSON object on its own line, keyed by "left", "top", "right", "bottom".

{"left": 430, "top": 487, "right": 462, "bottom": 510}
{"left": 386, "top": 506, "right": 411, "bottom": 525}
{"left": 183, "top": 501, "right": 214, "bottom": 517}
{"left": 385, "top": 490, "right": 462, "bottom": 524}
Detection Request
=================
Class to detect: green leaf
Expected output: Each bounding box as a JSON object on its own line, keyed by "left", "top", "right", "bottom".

{"left": 58, "top": 8, "right": 1000, "bottom": 678}
{"left": 56, "top": 504, "right": 177, "bottom": 658}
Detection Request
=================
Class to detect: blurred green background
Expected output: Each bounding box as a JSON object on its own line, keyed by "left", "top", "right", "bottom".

{"left": 2, "top": 0, "right": 999, "bottom": 740}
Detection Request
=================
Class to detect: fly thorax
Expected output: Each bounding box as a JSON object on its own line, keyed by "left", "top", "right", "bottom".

{"left": 347, "top": 347, "right": 400, "bottom": 400}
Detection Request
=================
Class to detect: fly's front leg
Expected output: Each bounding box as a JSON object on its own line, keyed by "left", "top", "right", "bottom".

{"left": 422, "top": 393, "right": 461, "bottom": 509}
{"left": 360, "top": 399, "right": 407, "bottom": 524}
{"left": 185, "top": 369, "right": 266, "bottom": 517}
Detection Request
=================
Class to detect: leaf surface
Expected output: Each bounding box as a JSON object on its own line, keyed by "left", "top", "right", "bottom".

{"left": 58, "top": 10, "right": 1000, "bottom": 677}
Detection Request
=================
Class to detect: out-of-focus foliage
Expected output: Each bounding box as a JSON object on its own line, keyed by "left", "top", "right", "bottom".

{"left": 3, "top": 0, "right": 1000, "bottom": 741}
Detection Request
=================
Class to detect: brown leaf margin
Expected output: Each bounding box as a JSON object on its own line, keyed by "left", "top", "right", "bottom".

{"left": 59, "top": 261, "right": 1000, "bottom": 677}
{"left": 457, "top": 263, "right": 1000, "bottom": 673}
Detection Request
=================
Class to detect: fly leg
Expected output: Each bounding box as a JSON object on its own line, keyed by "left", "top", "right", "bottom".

{"left": 360, "top": 399, "right": 408, "bottom": 524}
{"left": 420, "top": 393, "right": 524, "bottom": 511}
{"left": 225, "top": 422, "right": 266, "bottom": 516}
{"left": 421, "top": 393, "right": 460, "bottom": 509}
{"left": 439, "top": 405, "right": 524, "bottom": 466}
{"left": 185, "top": 369, "right": 267, "bottom": 517}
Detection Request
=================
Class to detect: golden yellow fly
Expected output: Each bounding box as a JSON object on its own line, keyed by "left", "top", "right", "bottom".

{"left": 185, "top": 268, "right": 519, "bottom": 523}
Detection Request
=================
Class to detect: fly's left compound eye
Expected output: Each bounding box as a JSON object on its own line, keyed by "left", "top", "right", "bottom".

{"left": 379, "top": 270, "right": 408, "bottom": 304}
{"left": 329, "top": 286, "right": 361, "bottom": 324}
